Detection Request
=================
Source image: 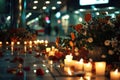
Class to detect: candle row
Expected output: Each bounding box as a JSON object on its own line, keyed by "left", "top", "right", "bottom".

{"left": 0, "top": 40, "right": 48, "bottom": 45}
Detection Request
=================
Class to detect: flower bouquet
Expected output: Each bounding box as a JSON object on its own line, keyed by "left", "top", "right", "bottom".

{"left": 56, "top": 13, "right": 120, "bottom": 62}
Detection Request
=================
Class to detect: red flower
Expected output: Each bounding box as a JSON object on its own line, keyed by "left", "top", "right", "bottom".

{"left": 16, "top": 71, "right": 24, "bottom": 76}
{"left": 23, "top": 66, "right": 30, "bottom": 71}
{"left": 84, "top": 13, "right": 92, "bottom": 22}
{"left": 36, "top": 68, "right": 44, "bottom": 76}
{"left": 74, "top": 24, "right": 83, "bottom": 33}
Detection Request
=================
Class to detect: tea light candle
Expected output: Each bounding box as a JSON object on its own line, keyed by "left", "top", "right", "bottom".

{"left": 110, "top": 69, "right": 120, "bottom": 80}
{"left": 84, "top": 62, "right": 92, "bottom": 72}
{"left": 95, "top": 62, "right": 106, "bottom": 75}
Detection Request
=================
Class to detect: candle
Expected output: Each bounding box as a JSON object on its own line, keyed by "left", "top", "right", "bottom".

{"left": 64, "top": 54, "right": 74, "bottom": 67}
{"left": 48, "top": 60, "right": 53, "bottom": 65}
{"left": 64, "top": 59, "right": 72, "bottom": 67}
{"left": 24, "top": 45, "right": 27, "bottom": 52}
{"left": 6, "top": 41, "right": 9, "bottom": 45}
{"left": 75, "top": 58, "right": 84, "bottom": 71}
{"left": 65, "top": 54, "right": 73, "bottom": 60}
{"left": 17, "top": 41, "right": 20, "bottom": 45}
{"left": 29, "top": 41, "right": 32, "bottom": 45}
{"left": 64, "top": 67, "right": 72, "bottom": 75}
{"left": 0, "top": 41, "right": 2, "bottom": 45}
{"left": 95, "top": 62, "right": 106, "bottom": 75}
{"left": 46, "top": 47, "right": 51, "bottom": 52}
{"left": 51, "top": 46, "right": 55, "bottom": 51}
{"left": 45, "top": 40, "right": 48, "bottom": 46}
{"left": 24, "top": 41, "right": 27, "bottom": 45}
{"left": 110, "top": 69, "right": 120, "bottom": 80}
{"left": 84, "top": 62, "right": 92, "bottom": 72}
{"left": 48, "top": 51, "right": 55, "bottom": 56}
{"left": 11, "top": 42, "right": 14, "bottom": 46}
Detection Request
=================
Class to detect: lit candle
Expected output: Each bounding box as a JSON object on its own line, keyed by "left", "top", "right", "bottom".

{"left": 29, "top": 41, "right": 32, "bottom": 45}
{"left": 6, "top": 41, "right": 9, "bottom": 45}
{"left": 17, "top": 41, "right": 20, "bottom": 45}
{"left": 79, "top": 77, "right": 84, "bottom": 80}
{"left": 24, "top": 41, "right": 27, "bottom": 45}
{"left": 34, "top": 40, "right": 37, "bottom": 45}
{"left": 84, "top": 62, "right": 92, "bottom": 72}
{"left": 0, "top": 41, "right": 2, "bottom": 45}
{"left": 11, "top": 42, "right": 14, "bottom": 46}
{"left": 64, "top": 54, "right": 74, "bottom": 67}
{"left": 51, "top": 46, "right": 55, "bottom": 51}
{"left": 45, "top": 40, "right": 48, "bottom": 46}
{"left": 0, "top": 41, "right": 2, "bottom": 47}
{"left": 48, "top": 51, "right": 55, "bottom": 56}
{"left": 110, "top": 69, "right": 120, "bottom": 80}
{"left": 75, "top": 58, "right": 84, "bottom": 71}
{"left": 48, "top": 60, "right": 53, "bottom": 65}
{"left": 64, "top": 67, "right": 72, "bottom": 75}
{"left": 65, "top": 54, "right": 73, "bottom": 60}
{"left": 95, "top": 62, "right": 106, "bottom": 75}
{"left": 46, "top": 47, "right": 51, "bottom": 52}
{"left": 24, "top": 45, "right": 27, "bottom": 52}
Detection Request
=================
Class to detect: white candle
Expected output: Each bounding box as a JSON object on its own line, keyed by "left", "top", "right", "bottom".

{"left": 95, "top": 62, "right": 106, "bottom": 75}
{"left": 46, "top": 47, "right": 51, "bottom": 52}
{"left": 51, "top": 46, "right": 55, "bottom": 51}
{"left": 84, "top": 62, "right": 92, "bottom": 72}
{"left": 110, "top": 69, "right": 120, "bottom": 80}
{"left": 65, "top": 54, "right": 73, "bottom": 60}
{"left": 64, "top": 54, "right": 74, "bottom": 67}
{"left": 49, "top": 51, "right": 55, "bottom": 56}
{"left": 75, "top": 58, "right": 84, "bottom": 71}
{"left": 64, "top": 59, "right": 72, "bottom": 67}
{"left": 64, "top": 67, "right": 72, "bottom": 75}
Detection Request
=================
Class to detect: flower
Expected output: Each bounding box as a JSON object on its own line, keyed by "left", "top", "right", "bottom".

{"left": 8, "top": 27, "right": 37, "bottom": 43}
{"left": 104, "top": 40, "right": 111, "bottom": 46}
{"left": 57, "top": 13, "right": 120, "bottom": 61}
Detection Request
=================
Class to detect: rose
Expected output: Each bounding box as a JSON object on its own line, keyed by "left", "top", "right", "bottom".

{"left": 36, "top": 68, "right": 44, "bottom": 76}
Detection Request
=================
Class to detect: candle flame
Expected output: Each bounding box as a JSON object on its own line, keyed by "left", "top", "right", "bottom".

{"left": 115, "top": 69, "right": 118, "bottom": 73}
{"left": 79, "top": 77, "right": 84, "bottom": 80}
{"left": 79, "top": 58, "right": 84, "bottom": 63}
{"left": 68, "top": 68, "right": 72, "bottom": 75}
